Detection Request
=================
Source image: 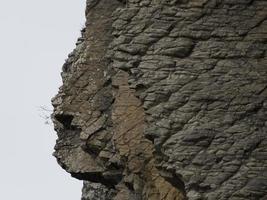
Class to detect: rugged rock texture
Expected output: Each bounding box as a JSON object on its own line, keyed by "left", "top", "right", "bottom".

{"left": 52, "top": 0, "right": 267, "bottom": 199}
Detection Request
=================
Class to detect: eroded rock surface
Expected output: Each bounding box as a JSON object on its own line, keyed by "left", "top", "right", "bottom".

{"left": 52, "top": 0, "right": 267, "bottom": 199}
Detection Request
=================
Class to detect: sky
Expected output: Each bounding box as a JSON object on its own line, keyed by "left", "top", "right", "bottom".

{"left": 0, "top": 0, "right": 86, "bottom": 199}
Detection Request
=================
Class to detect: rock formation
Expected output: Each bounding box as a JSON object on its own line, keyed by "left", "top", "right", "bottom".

{"left": 51, "top": 0, "right": 267, "bottom": 199}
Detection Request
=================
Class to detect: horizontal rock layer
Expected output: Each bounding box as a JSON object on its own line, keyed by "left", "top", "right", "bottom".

{"left": 52, "top": 0, "right": 267, "bottom": 199}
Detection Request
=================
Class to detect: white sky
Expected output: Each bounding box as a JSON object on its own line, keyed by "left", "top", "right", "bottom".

{"left": 0, "top": 0, "right": 86, "bottom": 199}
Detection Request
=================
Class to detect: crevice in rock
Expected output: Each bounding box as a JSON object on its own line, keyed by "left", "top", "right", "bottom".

{"left": 72, "top": 171, "right": 122, "bottom": 189}
{"left": 54, "top": 114, "right": 75, "bottom": 130}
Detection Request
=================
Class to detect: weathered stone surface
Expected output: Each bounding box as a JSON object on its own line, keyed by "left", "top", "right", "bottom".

{"left": 52, "top": 0, "right": 267, "bottom": 199}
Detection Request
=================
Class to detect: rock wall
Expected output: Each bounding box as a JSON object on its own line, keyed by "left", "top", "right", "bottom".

{"left": 52, "top": 0, "right": 267, "bottom": 199}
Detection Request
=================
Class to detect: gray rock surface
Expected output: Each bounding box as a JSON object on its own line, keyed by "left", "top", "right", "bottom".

{"left": 52, "top": 0, "right": 267, "bottom": 199}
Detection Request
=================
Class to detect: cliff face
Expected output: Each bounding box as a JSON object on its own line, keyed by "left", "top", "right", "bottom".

{"left": 52, "top": 0, "right": 267, "bottom": 199}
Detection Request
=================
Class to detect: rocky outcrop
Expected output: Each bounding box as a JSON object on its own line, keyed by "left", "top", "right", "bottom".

{"left": 52, "top": 0, "right": 267, "bottom": 199}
